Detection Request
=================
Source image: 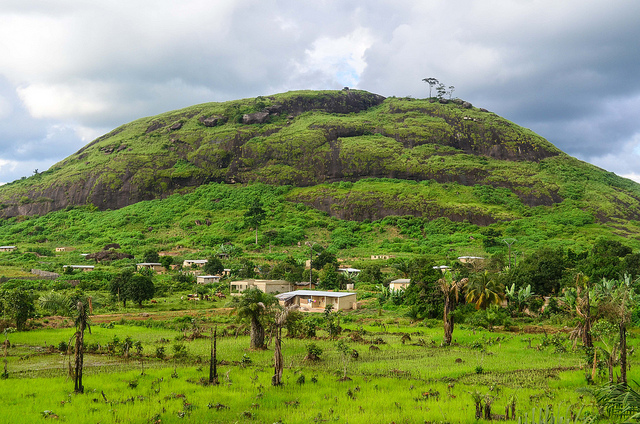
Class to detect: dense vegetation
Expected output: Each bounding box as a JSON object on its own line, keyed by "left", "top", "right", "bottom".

{"left": 2, "top": 90, "right": 640, "bottom": 226}
{"left": 2, "top": 90, "right": 640, "bottom": 422}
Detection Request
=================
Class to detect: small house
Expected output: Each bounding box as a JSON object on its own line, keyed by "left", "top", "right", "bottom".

{"left": 0, "top": 246, "right": 16, "bottom": 252}
{"left": 337, "top": 267, "right": 361, "bottom": 277}
{"left": 371, "top": 255, "right": 394, "bottom": 260}
{"left": 389, "top": 278, "right": 411, "bottom": 290}
{"left": 230, "top": 279, "right": 292, "bottom": 295}
{"left": 63, "top": 265, "right": 95, "bottom": 272}
{"left": 276, "top": 290, "right": 357, "bottom": 311}
{"left": 183, "top": 259, "right": 208, "bottom": 268}
{"left": 137, "top": 263, "right": 165, "bottom": 272}
{"left": 458, "top": 256, "right": 485, "bottom": 264}
{"left": 433, "top": 265, "right": 450, "bottom": 273}
{"left": 197, "top": 275, "right": 221, "bottom": 284}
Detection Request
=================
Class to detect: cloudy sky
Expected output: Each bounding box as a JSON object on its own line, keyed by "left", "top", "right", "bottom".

{"left": 1, "top": 0, "right": 639, "bottom": 184}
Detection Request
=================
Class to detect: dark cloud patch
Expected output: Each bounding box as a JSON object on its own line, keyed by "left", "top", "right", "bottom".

{"left": 2, "top": 1, "right": 640, "bottom": 183}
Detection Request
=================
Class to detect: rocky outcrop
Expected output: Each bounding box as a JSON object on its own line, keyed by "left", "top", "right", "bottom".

{"left": 242, "top": 111, "right": 270, "bottom": 124}
{"left": 0, "top": 90, "right": 600, "bottom": 221}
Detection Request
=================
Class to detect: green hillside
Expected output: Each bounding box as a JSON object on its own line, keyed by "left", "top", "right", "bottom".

{"left": 0, "top": 89, "right": 639, "bottom": 263}
{"left": 2, "top": 89, "right": 639, "bottom": 225}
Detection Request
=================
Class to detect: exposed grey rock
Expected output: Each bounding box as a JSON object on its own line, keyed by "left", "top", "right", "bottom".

{"left": 199, "top": 115, "right": 226, "bottom": 127}
{"left": 242, "top": 111, "right": 270, "bottom": 125}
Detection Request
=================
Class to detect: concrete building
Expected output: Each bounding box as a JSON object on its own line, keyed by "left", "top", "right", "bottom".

{"left": 276, "top": 290, "right": 357, "bottom": 311}
{"left": 197, "top": 275, "right": 221, "bottom": 284}
{"left": 389, "top": 278, "right": 411, "bottom": 290}
{"left": 183, "top": 259, "right": 208, "bottom": 268}
{"left": 137, "top": 263, "right": 165, "bottom": 272}
{"left": 63, "top": 265, "right": 95, "bottom": 272}
{"left": 230, "top": 279, "right": 291, "bottom": 295}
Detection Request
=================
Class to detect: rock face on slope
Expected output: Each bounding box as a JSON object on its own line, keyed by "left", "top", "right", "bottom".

{"left": 1, "top": 89, "right": 637, "bottom": 223}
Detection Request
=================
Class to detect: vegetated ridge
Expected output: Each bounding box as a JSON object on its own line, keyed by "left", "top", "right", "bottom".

{"left": 1, "top": 89, "right": 639, "bottom": 226}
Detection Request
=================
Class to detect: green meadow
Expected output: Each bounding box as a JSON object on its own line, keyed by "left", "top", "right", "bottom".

{"left": 0, "top": 313, "right": 618, "bottom": 424}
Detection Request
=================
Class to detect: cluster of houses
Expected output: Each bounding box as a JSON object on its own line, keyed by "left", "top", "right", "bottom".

{"left": 3, "top": 245, "right": 485, "bottom": 312}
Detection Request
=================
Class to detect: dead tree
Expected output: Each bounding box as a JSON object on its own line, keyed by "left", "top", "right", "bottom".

{"left": 272, "top": 307, "right": 294, "bottom": 386}
{"left": 209, "top": 326, "right": 219, "bottom": 385}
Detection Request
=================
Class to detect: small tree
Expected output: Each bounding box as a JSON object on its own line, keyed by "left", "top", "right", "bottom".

{"left": 110, "top": 268, "right": 134, "bottom": 307}
{"left": 465, "top": 271, "right": 504, "bottom": 310}
{"left": 422, "top": 77, "right": 439, "bottom": 98}
{"left": 436, "top": 83, "right": 447, "bottom": 100}
{"left": 72, "top": 300, "right": 91, "bottom": 393}
{"left": 126, "top": 274, "right": 155, "bottom": 307}
{"left": 336, "top": 340, "right": 352, "bottom": 380}
{"left": 159, "top": 255, "right": 173, "bottom": 270}
{"left": 143, "top": 249, "right": 160, "bottom": 263}
{"left": 438, "top": 271, "right": 468, "bottom": 345}
{"left": 1, "top": 289, "right": 36, "bottom": 331}
{"left": 233, "top": 288, "right": 278, "bottom": 349}
{"left": 203, "top": 257, "right": 224, "bottom": 275}
{"left": 244, "top": 199, "right": 266, "bottom": 245}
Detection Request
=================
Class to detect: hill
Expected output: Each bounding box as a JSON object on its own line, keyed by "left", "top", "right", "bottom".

{"left": 2, "top": 89, "right": 639, "bottom": 227}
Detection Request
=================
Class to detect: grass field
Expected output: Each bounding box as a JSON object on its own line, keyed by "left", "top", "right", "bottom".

{"left": 0, "top": 309, "right": 623, "bottom": 423}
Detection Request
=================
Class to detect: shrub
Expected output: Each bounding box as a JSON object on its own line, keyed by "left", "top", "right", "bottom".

{"left": 155, "top": 346, "right": 166, "bottom": 359}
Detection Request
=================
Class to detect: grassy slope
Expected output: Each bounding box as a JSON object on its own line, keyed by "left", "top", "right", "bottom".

{"left": 0, "top": 318, "right": 606, "bottom": 424}
{"left": 0, "top": 180, "right": 639, "bottom": 272}
{"left": 3, "top": 90, "right": 639, "bottom": 224}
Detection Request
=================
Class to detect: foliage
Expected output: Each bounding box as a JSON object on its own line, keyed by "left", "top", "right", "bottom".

{"left": 0, "top": 288, "right": 36, "bottom": 330}
{"left": 465, "top": 271, "right": 505, "bottom": 310}
{"left": 143, "top": 249, "right": 160, "bottom": 263}
{"left": 231, "top": 288, "right": 278, "bottom": 349}
{"left": 202, "top": 257, "right": 224, "bottom": 275}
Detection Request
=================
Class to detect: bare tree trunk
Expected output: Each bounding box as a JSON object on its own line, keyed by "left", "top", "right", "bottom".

{"left": 250, "top": 316, "right": 265, "bottom": 349}
{"left": 581, "top": 286, "right": 593, "bottom": 348}
{"left": 272, "top": 327, "right": 283, "bottom": 386}
{"left": 74, "top": 327, "right": 85, "bottom": 393}
{"left": 73, "top": 301, "right": 89, "bottom": 394}
{"left": 443, "top": 296, "right": 454, "bottom": 345}
{"left": 608, "top": 355, "right": 614, "bottom": 383}
{"left": 620, "top": 321, "right": 627, "bottom": 385}
{"left": 209, "top": 327, "right": 219, "bottom": 385}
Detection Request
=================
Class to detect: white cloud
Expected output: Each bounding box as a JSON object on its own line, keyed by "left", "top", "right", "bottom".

{"left": 297, "top": 27, "right": 374, "bottom": 87}
{"left": 17, "top": 82, "right": 113, "bottom": 120}
{"left": 1, "top": 0, "right": 640, "bottom": 184}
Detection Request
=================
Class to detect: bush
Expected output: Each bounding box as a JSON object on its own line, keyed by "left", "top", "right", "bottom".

{"left": 155, "top": 346, "right": 166, "bottom": 359}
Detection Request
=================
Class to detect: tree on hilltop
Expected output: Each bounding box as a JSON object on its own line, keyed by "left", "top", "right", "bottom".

{"left": 422, "top": 77, "right": 439, "bottom": 97}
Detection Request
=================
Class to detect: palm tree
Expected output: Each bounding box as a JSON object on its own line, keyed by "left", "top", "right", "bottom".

{"left": 437, "top": 271, "right": 468, "bottom": 345}
{"left": 72, "top": 300, "right": 91, "bottom": 393}
{"left": 597, "top": 275, "right": 636, "bottom": 385}
{"left": 465, "top": 271, "right": 504, "bottom": 310}
{"left": 233, "top": 288, "right": 278, "bottom": 349}
{"left": 391, "top": 258, "right": 411, "bottom": 278}
{"left": 40, "top": 292, "right": 94, "bottom": 393}
{"left": 565, "top": 273, "right": 596, "bottom": 349}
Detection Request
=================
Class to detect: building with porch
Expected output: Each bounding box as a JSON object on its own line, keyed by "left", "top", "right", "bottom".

{"left": 276, "top": 290, "right": 357, "bottom": 311}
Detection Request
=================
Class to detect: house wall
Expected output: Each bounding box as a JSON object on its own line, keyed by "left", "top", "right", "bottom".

{"left": 335, "top": 294, "right": 357, "bottom": 310}
{"left": 254, "top": 281, "right": 291, "bottom": 294}
{"left": 197, "top": 276, "right": 220, "bottom": 284}
{"left": 291, "top": 294, "right": 356, "bottom": 311}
